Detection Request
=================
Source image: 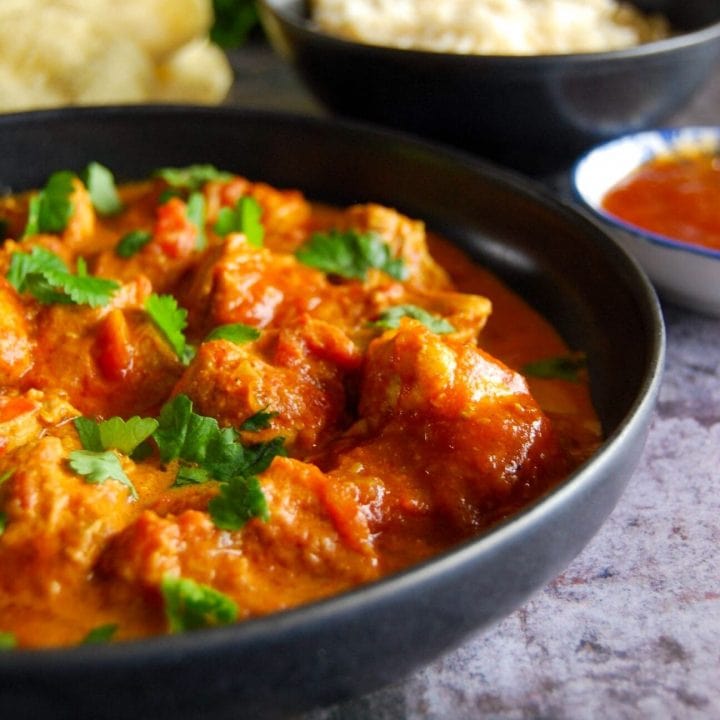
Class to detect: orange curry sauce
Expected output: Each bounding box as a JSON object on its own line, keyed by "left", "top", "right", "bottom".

{"left": 602, "top": 150, "right": 720, "bottom": 251}
{"left": 0, "top": 168, "right": 601, "bottom": 649}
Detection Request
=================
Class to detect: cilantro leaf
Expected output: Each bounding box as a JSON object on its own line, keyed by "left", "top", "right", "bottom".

{"left": 22, "top": 170, "right": 75, "bottom": 236}
{"left": 154, "top": 165, "right": 232, "bottom": 192}
{"left": 239, "top": 408, "right": 277, "bottom": 432}
{"left": 214, "top": 196, "right": 264, "bottom": 247}
{"left": 205, "top": 323, "right": 260, "bottom": 345}
{"left": 522, "top": 353, "right": 588, "bottom": 382}
{"left": 0, "top": 469, "right": 13, "bottom": 486}
{"left": 82, "top": 162, "right": 123, "bottom": 216}
{"left": 0, "top": 512, "right": 6, "bottom": 536}
{"left": 208, "top": 475, "right": 269, "bottom": 531}
{"left": 153, "top": 395, "right": 284, "bottom": 526}
{"left": 22, "top": 195, "right": 42, "bottom": 238}
{"left": 0, "top": 632, "right": 16, "bottom": 650}
{"left": 7, "top": 246, "right": 119, "bottom": 307}
{"left": 186, "top": 192, "right": 207, "bottom": 250}
{"left": 68, "top": 450, "right": 138, "bottom": 500}
{"left": 154, "top": 394, "right": 217, "bottom": 465}
{"left": 210, "top": 0, "right": 259, "bottom": 49}
{"left": 115, "top": 229, "right": 152, "bottom": 258}
{"left": 74, "top": 416, "right": 103, "bottom": 452}
{"left": 74, "top": 415, "right": 159, "bottom": 456}
{"left": 161, "top": 575, "right": 238, "bottom": 633}
{"left": 146, "top": 293, "right": 188, "bottom": 361}
{"left": 369, "top": 304, "right": 455, "bottom": 334}
{"left": 81, "top": 623, "right": 118, "bottom": 645}
{"left": 295, "top": 229, "right": 408, "bottom": 281}
{"left": 238, "top": 436, "right": 286, "bottom": 477}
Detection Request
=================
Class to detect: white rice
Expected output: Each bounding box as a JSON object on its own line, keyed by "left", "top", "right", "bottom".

{"left": 310, "top": 0, "right": 670, "bottom": 55}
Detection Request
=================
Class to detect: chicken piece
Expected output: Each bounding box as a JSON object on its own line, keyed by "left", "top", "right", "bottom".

{"left": 97, "top": 456, "right": 379, "bottom": 621}
{"left": 322, "top": 319, "right": 566, "bottom": 535}
{"left": 0, "top": 389, "right": 77, "bottom": 457}
{"left": 93, "top": 194, "right": 204, "bottom": 294}
{"left": 0, "top": 278, "right": 34, "bottom": 386}
{"left": 0, "top": 435, "right": 136, "bottom": 599}
{"left": 181, "top": 235, "right": 332, "bottom": 337}
{"left": 173, "top": 316, "right": 361, "bottom": 455}
{"left": 24, "top": 276, "right": 183, "bottom": 418}
{"left": 325, "top": 203, "right": 452, "bottom": 291}
{"left": 202, "top": 176, "right": 312, "bottom": 253}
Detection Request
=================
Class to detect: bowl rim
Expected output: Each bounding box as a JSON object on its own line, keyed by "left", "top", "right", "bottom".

{"left": 571, "top": 125, "right": 720, "bottom": 261}
{"left": 0, "top": 105, "right": 665, "bottom": 674}
{"left": 259, "top": 0, "right": 720, "bottom": 63}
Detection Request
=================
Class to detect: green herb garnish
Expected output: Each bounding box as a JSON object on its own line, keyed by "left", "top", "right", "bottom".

{"left": 115, "top": 229, "right": 152, "bottom": 258}
{"left": 522, "top": 353, "right": 588, "bottom": 382}
{"left": 154, "top": 165, "right": 232, "bottom": 192}
{"left": 370, "top": 304, "right": 455, "bottom": 334}
{"left": 81, "top": 623, "right": 118, "bottom": 645}
{"left": 210, "top": 0, "right": 259, "bottom": 49}
{"left": 205, "top": 323, "right": 260, "bottom": 345}
{"left": 154, "top": 395, "right": 283, "bottom": 528}
{"left": 0, "top": 632, "right": 16, "bottom": 650}
{"left": 0, "top": 218, "right": 8, "bottom": 239}
{"left": 214, "top": 196, "right": 264, "bottom": 246}
{"left": 145, "top": 293, "right": 188, "bottom": 362}
{"left": 82, "top": 162, "right": 123, "bottom": 216}
{"left": 68, "top": 450, "right": 138, "bottom": 500}
{"left": 7, "top": 246, "right": 119, "bottom": 307}
{"left": 186, "top": 192, "right": 207, "bottom": 250}
{"left": 208, "top": 475, "right": 269, "bottom": 530}
{"left": 239, "top": 408, "right": 277, "bottom": 432}
{"left": 22, "top": 170, "right": 75, "bottom": 236}
{"left": 295, "top": 229, "right": 407, "bottom": 281}
{"left": 74, "top": 415, "right": 159, "bottom": 456}
{"left": 0, "top": 512, "right": 6, "bottom": 536}
{"left": 161, "top": 576, "right": 238, "bottom": 633}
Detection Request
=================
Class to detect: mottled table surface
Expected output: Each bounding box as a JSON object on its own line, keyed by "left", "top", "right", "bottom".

{"left": 228, "top": 43, "right": 720, "bottom": 720}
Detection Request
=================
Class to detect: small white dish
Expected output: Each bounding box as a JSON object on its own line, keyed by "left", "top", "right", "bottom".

{"left": 571, "top": 126, "right": 720, "bottom": 316}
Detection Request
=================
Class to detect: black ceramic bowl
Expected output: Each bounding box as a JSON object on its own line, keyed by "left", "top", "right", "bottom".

{"left": 0, "top": 106, "right": 663, "bottom": 720}
{"left": 258, "top": 0, "right": 720, "bottom": 175}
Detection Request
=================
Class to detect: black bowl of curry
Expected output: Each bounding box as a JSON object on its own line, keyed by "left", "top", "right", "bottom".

{"left": 0, "top": 107, "right": 663, "bottom": 719}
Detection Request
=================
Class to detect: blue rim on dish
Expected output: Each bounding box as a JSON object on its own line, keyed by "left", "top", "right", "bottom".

{"left": 571, "top": 126, "right": 720, "bottom": 261}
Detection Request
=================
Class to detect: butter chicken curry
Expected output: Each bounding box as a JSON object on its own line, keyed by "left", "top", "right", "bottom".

{"left": 0, "top": 164, "right": 601, "bottom": 649}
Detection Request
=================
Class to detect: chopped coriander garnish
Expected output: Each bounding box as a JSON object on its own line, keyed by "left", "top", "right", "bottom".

{"left": 81, "top": 623, "right": 118, "bottom": 645}
{"left": 22, "top": 170, "right": 75, "bottom": 236}
{"left": 145, "top": 293, "right": 188, "bottom": 361}
{"left": 74, "top": 415, "right": 159, "bottom": 456}
{"left": 7, "top": 246, "right": 119, "bottom": 307}
{"left": 154, "top": 165, "right": 232, "bottom": 192}
{"left": 154, "top": 395, "right": 284, "bottom": 480}
{"left": 82, "top": 162, "right": 123, "bottom": 216}
{"left": 115, "top": 229, "right": 152, "bottom": 258}
{"left": 0, "top": 469, "right": 13, "bottom": 486}
{"left": 209, "top": 475, "right": 269, "bottom": 530}
{"left": 162, "top": 575, "right": 238, "bottom": 633}
{"left": 295, "top": 229, "right": 408, "bottom": 281}
{"left": 211, "top": 0, "right": 259, "bottom": 49}
{"left": 186, "top": 192, "right": 207, "bottom": 250}
{"left": 153, "top": 395, "right": 283, "bottom": 528}
{"left": 68, "top": 450, "right": 138, "bottom": 500}
{"left": 522, "top": 353, "right": 588, "bottom": 382}
{"left": 0, "top": 632, "right": 16, "bottom": 650}
{"left": 214, "top": 196, "right": 264, "bottom": 246}
{"left": 369, "top": 304, "right": 455, "bottom": 334}
{"left": 205, "top": 323, "right": 260, "bottom": 345}
{"left": 239, "top": 408, "right": 277, "bottom": 432}
{"left": 0, "top": 512, "right": 7, "bottom": 536}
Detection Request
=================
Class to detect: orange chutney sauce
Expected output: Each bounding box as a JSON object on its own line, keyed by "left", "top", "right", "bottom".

{"left": 601, "top": 150, "right": 720, "bottom": 251}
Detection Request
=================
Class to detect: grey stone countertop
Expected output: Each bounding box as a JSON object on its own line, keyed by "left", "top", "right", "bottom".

{"left": 227, "top": 43, "right": 720, "bottom": 720}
